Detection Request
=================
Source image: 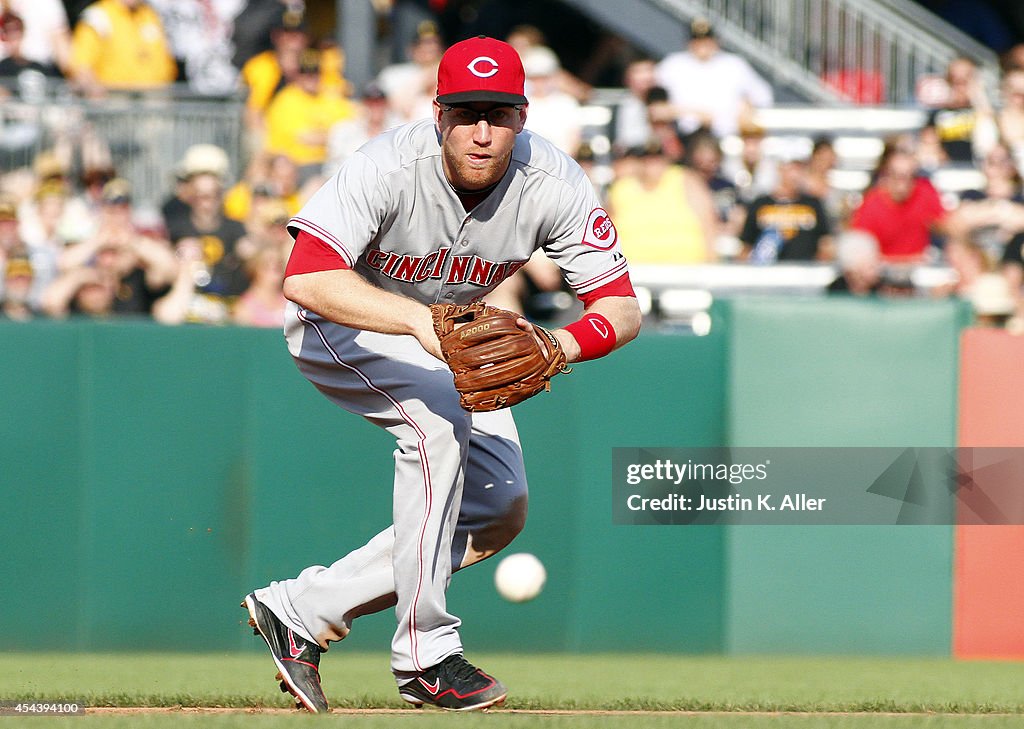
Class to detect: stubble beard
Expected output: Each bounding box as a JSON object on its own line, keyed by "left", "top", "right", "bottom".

{"left": 443, "top": 146, "right": 512, "bottom": 192}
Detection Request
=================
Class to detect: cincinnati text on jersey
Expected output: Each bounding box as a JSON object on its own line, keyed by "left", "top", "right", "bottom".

{"left": 364, "top": 247, "right": 527, "bottom": 287}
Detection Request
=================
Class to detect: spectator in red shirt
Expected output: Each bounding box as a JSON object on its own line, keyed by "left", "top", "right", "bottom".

{"left": 850, "top": 149, "right": 947, "bottom": 262}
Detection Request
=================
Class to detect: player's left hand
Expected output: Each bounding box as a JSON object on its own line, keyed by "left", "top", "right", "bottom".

{"left": 429, "top": 302, "right": 570, "bottom": 411}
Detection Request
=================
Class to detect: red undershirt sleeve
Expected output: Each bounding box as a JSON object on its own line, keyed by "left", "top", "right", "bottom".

{"left": 577, "top": 272, "right": 636, "bottom": 308}
{"left": 285, "top": 230, "right": 351, "bottom": 278}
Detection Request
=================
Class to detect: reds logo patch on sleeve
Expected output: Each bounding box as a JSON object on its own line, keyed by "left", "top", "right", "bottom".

{"left": 581, "top": 208, "right": 618, "bottom": 250}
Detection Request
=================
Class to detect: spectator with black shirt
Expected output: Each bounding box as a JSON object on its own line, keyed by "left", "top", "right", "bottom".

{"left": 50, "top": 179, "right": 178, "bottom": 317}
{"left": 161, "top": 144, "right": 232, "bottom": 239}
{"left": 0, "top": 0, "right": 71, "bottom": 75}
{"left": 920, "top": 57, "right": 997, "bottom": 167}
{"left": 155, "top": 172, "right": 251, "bottom": 324}
{"left": 740, "top": 152, "right": 833, "bottom": 263}
{"left": 687, "top": 131, "right": 743, "bottom": 236}
{"left": 804, "top": 136, "right": 848, "bottom": 223}
{"left": 0, "top": 12, "right": 61, "bottom": 99}
{"left": 169, "top": 171, "right": 250, "bottom": 297}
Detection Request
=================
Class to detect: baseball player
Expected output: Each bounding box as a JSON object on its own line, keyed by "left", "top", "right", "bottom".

{"left": 242, "top": 35, "right": 641, "bottom": 712}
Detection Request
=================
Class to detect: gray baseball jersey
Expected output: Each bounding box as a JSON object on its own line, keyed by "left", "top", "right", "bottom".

{"left": 288, "top": 118, "right": 628, "bottom": 304}
{"left": 256, "top": 118, "right": 628, "bottom": 679}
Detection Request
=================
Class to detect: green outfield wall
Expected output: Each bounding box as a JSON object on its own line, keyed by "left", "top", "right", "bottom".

{"left": 0, "top": 298, "right": 967, "bottom": 654}
{"left": 722, "top": 298, "right": 966, "bottom": 655}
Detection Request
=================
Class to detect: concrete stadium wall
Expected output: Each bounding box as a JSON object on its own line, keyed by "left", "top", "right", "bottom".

{"left": 0, "top": 299, "right": 973, "bottom": 654}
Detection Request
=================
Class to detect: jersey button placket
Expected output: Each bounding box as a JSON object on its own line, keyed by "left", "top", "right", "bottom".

{"left": 455, "top": 234, "right": 471, "bottom": 297}
{"left": 436, "top": 220, "right": 469, "bottom": 302}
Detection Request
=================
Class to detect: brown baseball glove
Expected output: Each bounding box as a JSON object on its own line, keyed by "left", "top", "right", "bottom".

{"left": 430, "top": 302, "right": 570, "bottom": 412}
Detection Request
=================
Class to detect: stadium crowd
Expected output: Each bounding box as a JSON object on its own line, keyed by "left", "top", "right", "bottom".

{"left": 2, "top": 1, "right": 1024, "bottom": 329}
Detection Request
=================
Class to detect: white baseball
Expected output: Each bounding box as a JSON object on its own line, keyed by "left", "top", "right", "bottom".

{"left": 494, "top": 553, "right": 547, "bottom": 603}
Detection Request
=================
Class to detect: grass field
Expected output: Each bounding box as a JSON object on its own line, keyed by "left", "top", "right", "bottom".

{"left": 2, "top": 653, "right": 1023, "bottom": 728}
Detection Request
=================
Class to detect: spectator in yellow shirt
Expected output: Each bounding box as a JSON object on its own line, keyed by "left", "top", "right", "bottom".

{"left": 240, "top": 9, "right": 346, "bottom": 138}
{"left": 70, "top": 0, "right": 176, "bottom": 97}
{"left": 607, "top": 141, "right": 718, "bottom": 264}
{"left": 224, "top": 154, "right": 303, "bottom": 224}
{"left": 262, "top": 50, "right": 355, "bottom": 180}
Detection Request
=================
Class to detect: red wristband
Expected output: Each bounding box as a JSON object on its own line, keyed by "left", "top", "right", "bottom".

{"left": 564, "top": 313, "right": 616, "bottom": 361}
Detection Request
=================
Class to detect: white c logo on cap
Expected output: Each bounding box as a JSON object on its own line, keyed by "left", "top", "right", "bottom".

{"left": 467, "top": 56, "right": 499, "bottom": 78}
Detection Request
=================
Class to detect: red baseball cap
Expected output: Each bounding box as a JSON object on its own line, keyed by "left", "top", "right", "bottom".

{"left": 436, "top": 36, "right": 527, "bottom": 105}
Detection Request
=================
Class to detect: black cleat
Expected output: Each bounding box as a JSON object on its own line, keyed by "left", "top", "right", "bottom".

{"left": 398, "top": 654, "right": 507, "bottom": 711}
{"left": 242, "top": 593, "right": 328, "bottom": 713}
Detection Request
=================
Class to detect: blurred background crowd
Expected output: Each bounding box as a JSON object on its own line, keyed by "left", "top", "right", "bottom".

{"left": 2, "top": 0, "right": 1024, "bottom": 330}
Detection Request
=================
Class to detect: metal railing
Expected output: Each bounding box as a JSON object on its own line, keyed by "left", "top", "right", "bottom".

{"left": 632, "top": 0, "right": 1000, "bottom": 104}
{"left": 0, "top": 82, "right": 244, "bottom": 209}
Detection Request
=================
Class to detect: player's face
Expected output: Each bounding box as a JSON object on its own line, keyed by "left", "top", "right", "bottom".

{"left": 435, "top": 101, "right": 527, "bottom": 191}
